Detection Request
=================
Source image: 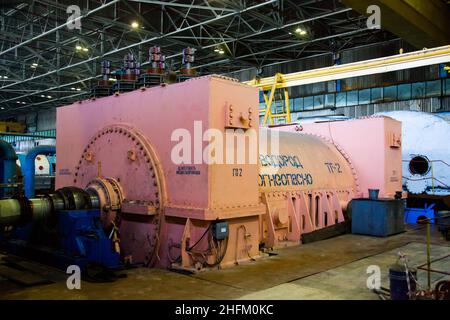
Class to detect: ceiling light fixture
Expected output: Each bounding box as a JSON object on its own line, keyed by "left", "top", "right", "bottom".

{"left": 295, "top": 27, "right": 307, "bottom": 36}
{"left": 131, "top": 21, "right": 139, "bottom": 29}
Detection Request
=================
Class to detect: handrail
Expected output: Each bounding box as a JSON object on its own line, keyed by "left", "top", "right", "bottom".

{"left": 402, "top": 176, "right": 449, "bottom": 189}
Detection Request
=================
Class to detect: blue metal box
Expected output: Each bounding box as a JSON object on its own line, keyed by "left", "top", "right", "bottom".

{"left": 212, "top": 221, "right": 229, "bottom": 240}
{"left": 351, "top": 199, "right": 405, "bottom": 237}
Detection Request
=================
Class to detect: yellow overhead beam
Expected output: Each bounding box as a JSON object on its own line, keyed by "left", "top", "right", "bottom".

{"left": 245, "top": 45, "right": 450, "bottom": 90}
{"left": 341, "top": 0, "right": 450, "bottom": 48}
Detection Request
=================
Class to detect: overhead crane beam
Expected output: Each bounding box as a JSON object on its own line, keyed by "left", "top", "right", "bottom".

{"left": 245, "top": 45, "right": 450, "bottom": 90}
{"left": 245, "top": 45, "right": 450, "bottom": 125}
{"left": 341, "top": 0, "right": 450, "bottom": 49}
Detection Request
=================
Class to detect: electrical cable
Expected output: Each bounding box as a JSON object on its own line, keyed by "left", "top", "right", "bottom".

{"left": 181, "top": 223, "right": 230, "bottom": 268}
{"left": 186, "top": 223, "right": 212, "bottom": 252}
{"left": 203, "top": 231, "right": 229, "bottom": 268}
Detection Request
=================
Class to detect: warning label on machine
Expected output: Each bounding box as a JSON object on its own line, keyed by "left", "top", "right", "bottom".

{"left": 59, "top": 168, "right": 72, "bottom": 175}
{"left": 176, "top": 166, "right": 200, "bottom": 175}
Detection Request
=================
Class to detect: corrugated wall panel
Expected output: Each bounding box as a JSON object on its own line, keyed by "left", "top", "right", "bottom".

{"left": 36, "top": 109, "right": 56, "bottom": 131}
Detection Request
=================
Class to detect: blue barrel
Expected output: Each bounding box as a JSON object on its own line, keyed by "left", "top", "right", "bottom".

{"left": 389, "top": 264, "right": 417, "bottom": 300}
{"left": 368, "top": 189, "right": 379, "bottom": 200}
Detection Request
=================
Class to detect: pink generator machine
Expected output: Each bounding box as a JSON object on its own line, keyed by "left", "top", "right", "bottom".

{"left": 51, "top": 75, "right": 403, "bottom": 271}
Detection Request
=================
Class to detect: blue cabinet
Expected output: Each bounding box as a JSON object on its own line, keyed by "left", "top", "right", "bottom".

{"left": 351, "top": 199, "right": 405, "bottom": 237}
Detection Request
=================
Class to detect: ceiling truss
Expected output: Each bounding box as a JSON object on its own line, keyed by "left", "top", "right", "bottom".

{"left": 0, "top": 0, "right": 397, "bottom": 117}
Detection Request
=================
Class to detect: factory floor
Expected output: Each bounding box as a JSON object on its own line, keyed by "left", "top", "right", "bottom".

{"left": 1, "top": 224, "right": 449, "bottom": 300}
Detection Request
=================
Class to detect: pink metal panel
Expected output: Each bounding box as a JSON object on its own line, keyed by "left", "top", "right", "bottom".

{"left": 277, "top": 117, "right": 403, "bottom": 198}
{"left": 56, "top": 76, "right": 264, "bottom": 268}
{"left": 55, "top": 77, "right": 401, "bottom": 270}
{"left": 57, "top": 76, "right": 261, "bottom": 217}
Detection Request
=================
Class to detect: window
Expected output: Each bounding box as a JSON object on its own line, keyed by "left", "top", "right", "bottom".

{"left": 336, "top": 92, "right": 346, "bottom": 107}
{"left": 426, "top": 80, "right": 441, "bottom": 97}
{"left": 371, "top": 87, "right": 383, "bottom": 103}
{"left": 383, "top": 86, "right": 397, "bottom": 101}
{"left": 398, "top": 84, "right": 411, "bottom": 100}
{"left": 293, "top": 97, "right": 303, "bottom": 111}
{"left": 412, "top": 82, "right": 425, "bottom": 98}
{"left": 358, "top": 89, "right": 371, "bottom": 105}
{"left": 324, "top": 94, "right": 335, "bottom": 108}
{"left": 288, "top": 99, "right": 295, "bottom": 112}
{"left": 347, "top": 90, "right": 358, "bottom": 106}
{"left": 314, "top": 95, "right": 324, "bottom": 109}
{"left": 304, "top": 96, "right": 314, "bottom": 110}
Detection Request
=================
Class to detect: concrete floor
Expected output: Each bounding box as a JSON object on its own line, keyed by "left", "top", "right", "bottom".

{"left": 1, "top": 225, "right": 449, "bottom": 300}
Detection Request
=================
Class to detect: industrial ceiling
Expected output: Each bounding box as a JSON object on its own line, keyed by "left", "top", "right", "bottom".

{"left": 0, "top": 0, "right": 400, "bottom": 117}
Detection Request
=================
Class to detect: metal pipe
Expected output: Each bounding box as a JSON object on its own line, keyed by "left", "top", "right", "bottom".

{"left": 0, "top": 199, "right": 21, "bottom": 225}
{"left": 29, "top": 197, "right": 53, "bottom": 221}
{"left": 0, "top": 187, "right": 101, "bottom": 226}
{"left": 23, "top": 145, "right": 56, "bottom": 198}
{"left": 128, "top": 0, "right": 237, "bottom": 12}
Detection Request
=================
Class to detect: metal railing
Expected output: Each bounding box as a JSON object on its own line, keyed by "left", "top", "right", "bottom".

{"left": 0, "top": 129, "right": 56, "bottom": 143}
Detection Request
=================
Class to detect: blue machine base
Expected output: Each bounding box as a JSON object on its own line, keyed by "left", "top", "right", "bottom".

{"left": 0, "top": 209, "right": 121, "bottom": 271}
{"left": 404, "top": 204, "right": 435, "bottom": 224}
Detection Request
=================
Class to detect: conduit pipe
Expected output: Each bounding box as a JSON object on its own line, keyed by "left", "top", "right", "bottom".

{"left": 24, "top": 145, "right": 56, "bottom": 198}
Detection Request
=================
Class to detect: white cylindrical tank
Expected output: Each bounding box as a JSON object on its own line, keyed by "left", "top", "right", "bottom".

{"left": 375, "top": 111, "right": 450, "bottom": 195}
